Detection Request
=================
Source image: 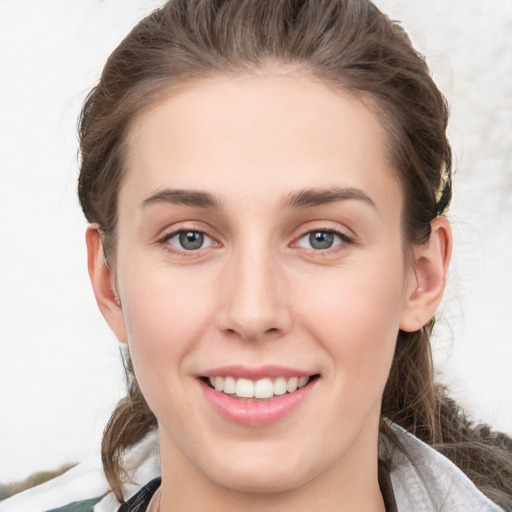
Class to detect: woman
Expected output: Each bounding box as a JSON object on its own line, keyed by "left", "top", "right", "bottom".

{"left": 5, "top": 0, "right": 512, "bottom": 510}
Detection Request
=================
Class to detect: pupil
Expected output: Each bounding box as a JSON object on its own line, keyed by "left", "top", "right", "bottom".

{"left": 179, "top": 231, "right": 204, "bottom": 250}
{"left": 310, "top": 231, "right": 333, "bottom": 250}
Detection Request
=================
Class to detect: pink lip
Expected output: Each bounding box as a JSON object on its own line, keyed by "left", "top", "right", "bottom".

{"left": 200, "top": 364, "right": 313, "bottom": 380}
{"left": 199, "top": 376, "right": 318, "bottom": 427}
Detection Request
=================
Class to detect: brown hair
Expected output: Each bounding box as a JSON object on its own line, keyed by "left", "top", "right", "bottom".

{"left": 78, "top": 0, "right": 512, "bottom": 507}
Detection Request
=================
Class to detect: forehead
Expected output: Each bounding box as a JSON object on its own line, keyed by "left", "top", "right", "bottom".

{"left": 121, "top": 71, "right": 402, "bottom": 214}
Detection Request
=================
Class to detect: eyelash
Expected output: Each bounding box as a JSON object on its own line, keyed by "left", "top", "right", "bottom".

{"left": 294, "top": 228, "right": 353, "bottom": 254}
{"left": 157, "top": 226, "right": 354, "bottom": 257}
{"left": 158, "top": 227, "right": 218, "bottom": 256}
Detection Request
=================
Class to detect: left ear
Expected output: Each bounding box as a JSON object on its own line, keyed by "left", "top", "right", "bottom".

{"left": 399, "top": 216, "right": 452, "bottom": 332}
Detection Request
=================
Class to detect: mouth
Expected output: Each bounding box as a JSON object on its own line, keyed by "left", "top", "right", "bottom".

{"left": 201, "top": 374, "right": 320, "bottom": 401}
{"left": 199, "top": 370, "right": 320, "bottom": 427}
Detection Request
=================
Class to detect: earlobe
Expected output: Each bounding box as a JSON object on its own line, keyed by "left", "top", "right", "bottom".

{"left": 86, "top": 225, "right": 128, "bottom": 343}
{"left": 399, "top": 216, "right": 452, "bottom": 332}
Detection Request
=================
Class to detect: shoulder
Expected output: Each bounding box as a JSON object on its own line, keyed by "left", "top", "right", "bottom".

{"left": 43, "top": 497, "right": 103, "bottom": 512}
{"left": 116, "top": 478, "right": 160, "bottom": 512}
{"left": 0, "top": 432, "right": 160, "bottom": 512}
{"left": 382, "top": 422, "right": 504, "bottom": 512}
{"left": 40, "top": 476, "right": 161, "bottom": 512}
{"left": 0, "top": 455, "right": 108, "bottom": 512}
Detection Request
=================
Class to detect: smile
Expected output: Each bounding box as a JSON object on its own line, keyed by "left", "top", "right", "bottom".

{"left": 206, "top": 375, "right": 312, "bottom": 399}
{"left": 199, "top": 368, "right": 319, "bottom": 427}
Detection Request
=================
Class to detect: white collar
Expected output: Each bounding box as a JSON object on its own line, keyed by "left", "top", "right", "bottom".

{"left": 382, "top": 422, "right": 503, "bottom": 511}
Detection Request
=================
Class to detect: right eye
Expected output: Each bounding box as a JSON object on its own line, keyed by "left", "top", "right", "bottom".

{"left": 165, "top": 230, "right": 216, "bottom": 251}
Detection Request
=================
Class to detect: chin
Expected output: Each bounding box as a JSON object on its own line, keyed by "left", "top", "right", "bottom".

{"left": 210, "top": 465, "right": 310, "bottom": 494}
{"left": 199, "top": 444, "right": 324, "bottom": 494}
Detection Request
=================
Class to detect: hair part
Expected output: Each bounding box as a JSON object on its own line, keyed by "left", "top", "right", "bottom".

{"left": 78, "top": 0, "right": 511, "bottom": 506}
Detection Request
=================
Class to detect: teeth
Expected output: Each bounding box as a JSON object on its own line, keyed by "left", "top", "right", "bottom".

{"left": 286, "top": 376, "right": 298, "bottom": 393}
{"left": 223, "top": 376, "right": 236, "bottom": 394}
{"left": 207, "top": 375, "right": 312, "bottom": 398}
{"left": 254, "top": 378, "right": 273, "bottom": 399}
{"left": 236, "top": 378, "right": 254, "bottom": 398}
{"left": 273, "top": 377, "right": 287, "bottom": 396}
{"left": 298, "top": 376, "right": 309, "bottom": 388}
{"left": 214, "top": 376, "right": 224, "bottom": 392}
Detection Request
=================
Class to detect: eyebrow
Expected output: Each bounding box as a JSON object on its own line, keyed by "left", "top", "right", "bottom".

{"left": 283, "top": 187, "right": 376, "bottom": 210}
{"left": 141, "top": 189, "right": 222, "bottom": 209}
{"left": 140, "top": 186, "right": 376, "bottom": 211}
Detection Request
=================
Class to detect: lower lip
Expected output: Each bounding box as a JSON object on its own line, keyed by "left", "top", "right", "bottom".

{"left": 200, "top": 379, "right": 317, "bottom": 427}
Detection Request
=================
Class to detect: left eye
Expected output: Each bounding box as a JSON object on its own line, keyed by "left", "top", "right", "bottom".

{"left": 297, "top": 230, "right": 344, "bottom": 250}
{"left": 167, "top": 230, "right": 214, "bottom": 251}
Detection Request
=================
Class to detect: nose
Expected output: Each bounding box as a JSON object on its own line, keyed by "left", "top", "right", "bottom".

{"left": 216, "top": 242, "right": 292, "bottom": 343}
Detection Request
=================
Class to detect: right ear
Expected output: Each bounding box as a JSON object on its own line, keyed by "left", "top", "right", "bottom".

{"left": 86, "top": 225, "right": 127, "bottom": 343}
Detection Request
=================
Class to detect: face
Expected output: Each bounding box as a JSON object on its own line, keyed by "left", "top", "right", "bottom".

{"left": 108, "top": 72, "right": 419, "bottom": 497}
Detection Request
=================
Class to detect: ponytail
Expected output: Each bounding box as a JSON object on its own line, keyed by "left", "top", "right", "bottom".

{"left": 382, "top": 324, "right": 512, "bottom": 510}
{"left": 101, "top": 352, "right": 157, "bottom": 502}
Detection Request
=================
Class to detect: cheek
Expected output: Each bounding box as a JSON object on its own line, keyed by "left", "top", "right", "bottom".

{"left": 298, "top": 257, "right": 405, "bottom": 388}
{"left": 116, "top": 265, "right": 215, "bottom": 403}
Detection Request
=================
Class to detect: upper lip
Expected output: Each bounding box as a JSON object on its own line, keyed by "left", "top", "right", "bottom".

{"left": 199, "top": 365, "right": 316, "bottom": 380}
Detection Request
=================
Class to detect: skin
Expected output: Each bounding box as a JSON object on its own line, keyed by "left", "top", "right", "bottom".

{"left": 87, "top": 70, "right": 451, "bottom": 512}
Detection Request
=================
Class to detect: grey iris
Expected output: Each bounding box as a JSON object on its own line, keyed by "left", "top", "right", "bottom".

{"left": 310, "top": 231, "right": 334, "bottom": 250}
{"left": 179, "top": 231, "right": 204, "bottom": 250}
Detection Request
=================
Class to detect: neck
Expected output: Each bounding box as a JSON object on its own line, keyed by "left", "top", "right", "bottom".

{"left": 158, "top": 424, "right": 386, "bottom": 512}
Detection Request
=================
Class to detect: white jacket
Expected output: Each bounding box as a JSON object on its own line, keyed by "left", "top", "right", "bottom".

{"left": 0, "top": 424, "right": 503, "bottom": 512}
{"left": 380, "top": 424, "right": 504, "bottom": 511}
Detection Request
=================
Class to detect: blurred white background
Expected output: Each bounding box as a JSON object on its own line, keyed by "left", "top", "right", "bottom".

{"left": 0, "top": 0, "right": 511, "bottom": 484}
